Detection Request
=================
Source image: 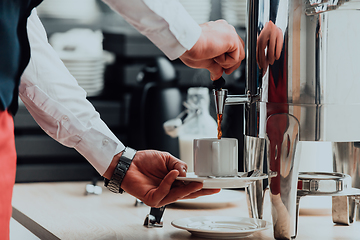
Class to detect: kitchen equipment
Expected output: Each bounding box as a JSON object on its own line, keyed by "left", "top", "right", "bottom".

{"left": 296, "top": 171, "right": 360, "bottom": 226}
{"left": 332, "top": 142, "right": 360, "bottom": 224}
{"left": 49, "top": 28, "right": 107, "bottom": 97}
{"left": 143, "top": 206, "right": 166, "bottom": 228}
{"left": 127, "top": 57, "right": 182, "bottom": 156}
{"left": 164, "top": 87, "right": 218, "bottom": 171}
{"left": 213, "top": 0, "right": 360, "bottom": 239}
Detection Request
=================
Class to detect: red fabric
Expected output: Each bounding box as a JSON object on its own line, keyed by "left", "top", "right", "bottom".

{"left": 0, "top": 110, "right": 16, "bottom": 240}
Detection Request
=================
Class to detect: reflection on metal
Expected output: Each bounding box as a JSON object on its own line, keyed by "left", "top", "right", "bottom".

{"left": 305, "top": 0, "right": 360, "bottom": 15}
{"left": 143, "top": 206, "right": 166, "bottom": 228}
{"left": 240, "top": 0, "right": 360, "bottom": 238}
{"left": 246, "top": 0, "right": 360, "bottom": 142}
{"left": 333, "top": 142, "right": 360, "bottom": 222}
{"left": 244, "top": 136, "right": 266, "bottom": 219}
{"left": 266, "top": 113, "right": 301, "bottom": 239}
{"left": 213, "top": 89, "right": 228, "bottom": 115}
{"left": 296, "top": 172, "right": 356, "bottom": 232}
{"left": 212, "top": 0, "right": 360, "bottom": 238}
{"left": 297, "top": 172, "right": 352, "bottom": 195}
{"left": 332, "top": 195, "right": 354, "bottom": 225}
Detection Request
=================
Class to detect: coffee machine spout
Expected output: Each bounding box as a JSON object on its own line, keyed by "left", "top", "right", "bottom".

{"left": 213, "top": 89, "right": 252, "bottom": 115}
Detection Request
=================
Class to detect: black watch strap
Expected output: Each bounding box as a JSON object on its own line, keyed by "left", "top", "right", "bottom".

{"left": 104, "top": 147, "right": 137, "bottom": 194}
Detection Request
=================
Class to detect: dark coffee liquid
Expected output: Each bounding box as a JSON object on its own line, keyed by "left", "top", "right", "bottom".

{"left": 217, "top": 113, "right": 223, "bottom": 139}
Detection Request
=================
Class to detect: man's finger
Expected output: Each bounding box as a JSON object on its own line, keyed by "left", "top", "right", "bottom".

{"left": 275, "top": 29, "right": 283, "bottom": 60}
{"left": 151, "top": 170, "right": 179, "bottom": 205}
{"left": 224, "top": 61, "right": 242, "bottom": 75}
{"left": 157, "top": 182, "right": 204, "bottom": 206}
{"left": 214, "top": 50, "right": 239, "bottom": 68}
{"left": 162, "top": 153, "right": 188, "bottom": 177}
{"left": 180, "top": 188, "right": 221, "bottom": 200}
{"left": 208, "top": 61, "right": 224, "bottom": 80}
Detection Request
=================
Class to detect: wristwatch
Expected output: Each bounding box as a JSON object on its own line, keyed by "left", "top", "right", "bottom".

{"left": 104, "top": 147, "right": 137, "bottom": 194}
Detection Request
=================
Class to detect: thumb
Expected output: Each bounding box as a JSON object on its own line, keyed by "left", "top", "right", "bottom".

{"left": 163, "top": 152, "right": 188, "bottom": 177}
{"left": 152, "top": 169, "right": 179, "bottom": 203}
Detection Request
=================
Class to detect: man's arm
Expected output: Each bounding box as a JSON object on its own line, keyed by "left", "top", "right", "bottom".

{"left": 20, "top": 10, "right": 125, "bottom": 175}
{"left": 102, "top": 0, "right": 201, "bottom": 60}
{"left": 21, "top": 10, "right": 219, "bottom": 206}
{"left": 103, "top": 0, "right": 245, "bottom": 80}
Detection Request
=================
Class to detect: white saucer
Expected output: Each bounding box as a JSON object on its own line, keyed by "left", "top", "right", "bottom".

{"left": 176, "top": 172, "right": 267, "bottom": 189}
{"left": 174, "top": 189, "right": 245, "bottom": 208}
{"left": 171, "top": 216, "right": 271, "bottom": 239}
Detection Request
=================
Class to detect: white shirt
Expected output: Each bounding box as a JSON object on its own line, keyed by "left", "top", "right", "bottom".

{"left": 20, "top": 1, "right": 201, "bottom": 175}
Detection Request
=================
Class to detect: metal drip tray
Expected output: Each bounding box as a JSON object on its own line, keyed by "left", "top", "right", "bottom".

{"left": 297, "top": 172, "right": 352, "bottom": 196}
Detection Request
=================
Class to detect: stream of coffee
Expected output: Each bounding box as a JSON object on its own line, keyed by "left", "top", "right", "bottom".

{"left": 217, "top": 113, "right": 223, "bottom": 139}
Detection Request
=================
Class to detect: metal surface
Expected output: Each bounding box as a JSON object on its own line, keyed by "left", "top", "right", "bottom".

{"left": 242, "top": 0, "right": 360, "bottom": 239}
{"left": 332, "top": 142, "right": 360, "bottom": 223}
{"left": 332, "top": 195, "right": 352, "bottom": 225}
{"left": 295, "top": 172, "right": 356, "bottom": 229}
{"left": 245, "top": 0, "right": 360, "bottom": 142}
{"left": 213, "top": 89, "right": 228, "bottom": 115}
{"left": 244, "top": 136, "right": 266, "bottom": 219}
{"left": 297, "top": 172, "right": 352, "bottom": 196}
{"left": 332, "top": 194, "right": 360, "bottom": 225}
{"left": 266, "top": 113, "right": 301, "bottom": 239}
{"left": 143, "top": 206, "right": 166, "bottom": 228}
{"left": 212, "top": 0, "right": 360, "bottom": 238}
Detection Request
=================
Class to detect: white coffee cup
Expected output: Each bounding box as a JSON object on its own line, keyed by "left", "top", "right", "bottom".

{"left": 193, "top": 138, "right": 238, "bottom": 177}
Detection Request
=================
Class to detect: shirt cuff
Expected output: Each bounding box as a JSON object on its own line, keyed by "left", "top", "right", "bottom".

{"left": 75, "top": 127, "right": 125, "bottom": 175}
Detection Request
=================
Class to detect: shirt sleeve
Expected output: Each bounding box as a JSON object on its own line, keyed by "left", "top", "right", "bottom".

{"left": 19, "top": 10, "right": 125, "bottom": 175}
{"left": 102, "top": 0, "right": 202, "bottom": 60}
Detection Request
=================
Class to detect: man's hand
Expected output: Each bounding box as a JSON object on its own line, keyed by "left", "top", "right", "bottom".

{"left": 118, "top": 150, "right": 220, "bottom": 208}
{"left": 179, "top": 20, "right": 245, "bottom": 80}
{"left": 256, "top": 21, "right": 283, "bottom": 71}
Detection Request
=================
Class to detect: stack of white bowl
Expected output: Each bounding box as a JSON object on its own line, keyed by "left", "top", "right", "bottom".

{"left": 179, "top": 0, "right": 212, "bottom": 24}
{"left": 36, "top": 0, "right": 100, "bottom": 22}
{"left": 50, "top": 29, "right": 106, "bottom": 97}
{"left": 221, "top": 0, "right": 247, "bottom": 28}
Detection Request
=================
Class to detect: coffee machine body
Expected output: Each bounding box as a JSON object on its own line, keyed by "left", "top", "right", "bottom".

{"left": 243, "top": 0, "right": 360, "bottom": 239}
{"left": 246, "top": 0, "right": 360, "bottom": 142}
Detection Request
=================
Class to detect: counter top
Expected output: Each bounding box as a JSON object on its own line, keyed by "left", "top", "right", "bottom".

{"left": 12, "top": 182, "right": 360, "bottom": 240}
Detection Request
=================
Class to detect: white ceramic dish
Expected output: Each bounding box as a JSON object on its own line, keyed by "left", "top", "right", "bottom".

{"left": 171, "top": 216, "right": 271, "bottom": 239}
{"left": 174, "top": 189, "right": 245, "bottom": 208}
{"left": 176, "top": 172, "right": 267, "bottom": 189}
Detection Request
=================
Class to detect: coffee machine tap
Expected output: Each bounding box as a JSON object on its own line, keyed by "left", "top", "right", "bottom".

{"left": 212, "top": 77, "right": 257, "bottom": 116}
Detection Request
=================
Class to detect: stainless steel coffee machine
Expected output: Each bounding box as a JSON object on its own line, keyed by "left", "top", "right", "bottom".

{"left": 214, "top": 0, "right": 360, "bottom": 239}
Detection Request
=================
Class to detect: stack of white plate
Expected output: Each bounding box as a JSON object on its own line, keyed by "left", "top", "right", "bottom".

{"left": 50, "top": 29, "right": 106, "bottom": 97}
{"left": 36, "top": 0, "right": 100, "bottom": 22}
{"left": 179, "top": 0, "right": 212, "bottom": 24}
{"left": 221, "top": 0, "right": 247, "bottom": 27}
{"left": 62, "top": 57, "right": 105, "bottom": 97}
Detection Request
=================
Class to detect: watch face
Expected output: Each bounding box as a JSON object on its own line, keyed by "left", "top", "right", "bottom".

{"left": 122, "top": 147, "right": 137, "bottom": 164}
